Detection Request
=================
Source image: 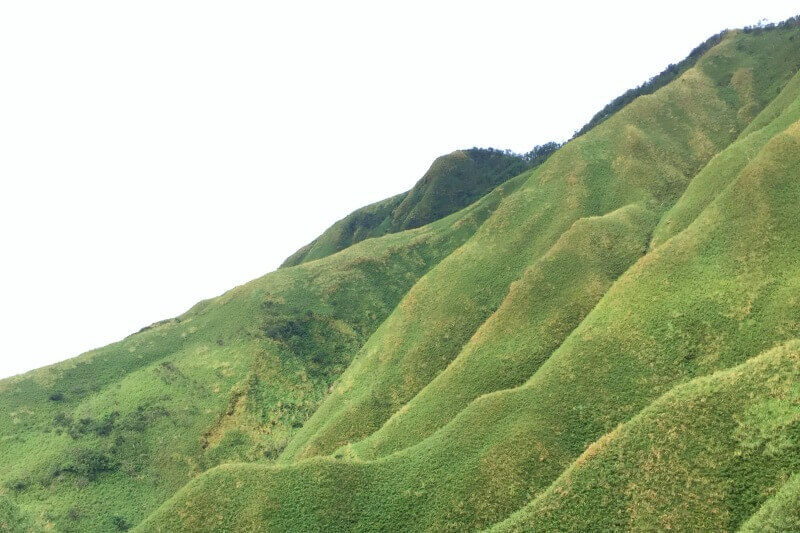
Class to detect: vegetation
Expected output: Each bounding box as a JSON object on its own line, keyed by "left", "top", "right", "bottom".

{"left": 571, "top": 30, "right": 729, "bottom": 138}
{"left": 0, "top": 178, "right": 515, "bottom": 531}
{"left": 3, "top": 17, "right": 800, "bottom": 532}
{"left": 739, "top": 471, "right": 800, "bottom": 532}
{"left": 280, "top": 147, "right": 555, "bottom": 267}
{"left": 572, "top": 15, "right": 800, "bottom": 139}
{"left": 490, "top": 341, "right": 800, "bottom": 531}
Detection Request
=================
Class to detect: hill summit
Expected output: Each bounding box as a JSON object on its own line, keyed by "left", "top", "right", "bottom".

{"left": 281, "top": 146, "right": 557, "bottom": 267}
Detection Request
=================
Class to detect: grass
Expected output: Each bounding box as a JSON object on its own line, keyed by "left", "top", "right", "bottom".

{"left": 347, "top": 202, "right": 657, "bottom": 460}
{"left": 739, "top": 471, "right": 800, "bottom": 532}
{"left": 489, "top": 340, "right": 800, "bottom": 531}
{"left": 3, "top": 18, "right": 800, "bottom": 532}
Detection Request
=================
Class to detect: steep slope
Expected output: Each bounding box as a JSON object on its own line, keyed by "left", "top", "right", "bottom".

{"left": 348, "top": 203, "right": 656, "bottom": 460}
{"left": 739, "top": 472, "right": 800, "bottom": 532}
{"left": 349, "top": 32, "right": 800, "bottom": 463}
{"left": 136, "top": 23, "right": 800, "bottom": 532}
{"left": 0, "top": 174, "right": 522, "bottom": 532}
{"left": 488, "top": 341, "right": 800, "bottom": 531}
{"left": 278, "top": 24, "right": 800, "bottom": 464}
{"left": 281, "top": 148, "right": 534, "bottom": 267}
{"left": 652, "top": 66, "right": 800, "bottom": 246}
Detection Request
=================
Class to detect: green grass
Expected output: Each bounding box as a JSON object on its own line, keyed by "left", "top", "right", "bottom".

{"left": 489, "top": 340, "right": 800, "bottom": 531}
{"left": 347, "top": 202, "right": 657, "bottom": 460}
{"left": 739, "top": 471, "right": 800, "bottom": 532}
{"left": 4, "top": 19, "right": 800, "bottom": 533}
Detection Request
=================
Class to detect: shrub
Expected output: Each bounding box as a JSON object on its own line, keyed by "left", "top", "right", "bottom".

{"left": 56, "top": 447, "right": 118, "bottom": 481}
{"left": 111, "top": 515, "right": 131, "bottom": 531}
{"left": 6, "top": 479, "right": 28, "bottom": 492}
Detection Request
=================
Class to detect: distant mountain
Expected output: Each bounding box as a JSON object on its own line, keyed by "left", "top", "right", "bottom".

{"left": 3, "top": 16, "right": 800, "bottom": 532}
{"left": 281, "top": 147, "right": 544, "bottom": 267}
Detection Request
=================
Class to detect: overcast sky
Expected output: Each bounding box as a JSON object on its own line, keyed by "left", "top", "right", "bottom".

{"left": 1, "top": 1, "right": 798, "bottom": 379}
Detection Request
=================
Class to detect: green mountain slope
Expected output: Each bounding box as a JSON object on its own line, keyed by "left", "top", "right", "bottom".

{"left": 739, "top": 471, "right": 800, "bottom": 532}
{"left": 489, "top": 340, "right": 800, "bottom": 531}
{"left": 0, "top": 178, "right": 521, "bottom": 531}
{"left": 348, "top": 203, "right": 656, "bottom": 460}
{"left": 137, "top": 22, "right": 800, "bottom": 532}
{"left": 277, "top": 23, "right": 800, "bottom": 465}
{"left": 3, "top": 18, "right": 800, "bottom": 533}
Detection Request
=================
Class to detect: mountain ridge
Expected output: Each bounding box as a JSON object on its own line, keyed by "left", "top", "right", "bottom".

{"left": 280, "top": 146, "right": 556, "bottom": 268}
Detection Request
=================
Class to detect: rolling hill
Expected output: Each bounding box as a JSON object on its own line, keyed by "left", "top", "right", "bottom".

{"left": 3, "top": 16, "right": 800, "bottom": 532}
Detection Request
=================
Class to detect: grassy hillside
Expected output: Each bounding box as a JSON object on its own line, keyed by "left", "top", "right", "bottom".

{"left": 277, "top": 23, "right": 800, "bottom": 464}
{"left": 281, "top": 148, "right": 536, "bottom": 267}
{"left": 489, "top": 340, "right": 800, "bottom": 531}
{"left": 0, "top": 175, "right": 522, "bottom": 531}
{"left": 4, "top": 18, "right": 800, "bottom": 533}
{"left": 346, "top": 202, "right": 657, "bottom": 460}
{"left": 135, "top": 22, "right": 800, "bottom": 532}
{"left": 739, "top": 471, "right": 800, "bottom": 532}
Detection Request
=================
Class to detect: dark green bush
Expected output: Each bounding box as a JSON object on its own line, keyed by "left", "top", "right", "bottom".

{"left": 111, "top": 515, "right": 131, "bottom": 531}
{"left": 60, "top": 447, "right": 118, "bottom": 481}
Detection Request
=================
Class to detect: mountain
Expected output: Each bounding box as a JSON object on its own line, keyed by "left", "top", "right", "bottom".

{"left": 280, "top": 147, "right": 548, "bottom": 268}
{"left": 3, "top": 17, "right": 800, "bottom": 532}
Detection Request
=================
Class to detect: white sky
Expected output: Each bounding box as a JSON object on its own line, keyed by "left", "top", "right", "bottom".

{"left": 1, "top": 1, "right": 798, "bottom": 379}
